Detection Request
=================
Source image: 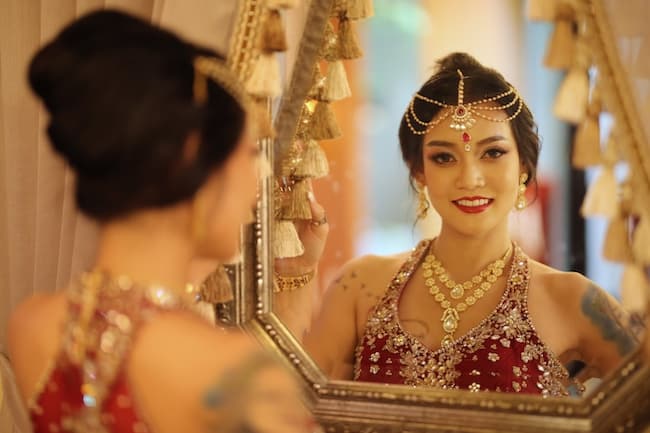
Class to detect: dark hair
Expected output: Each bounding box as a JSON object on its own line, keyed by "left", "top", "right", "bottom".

{"left": 28, "top": 10, "right": 246, "bottom": 221}
{"left": 398, "top": 52, "right": 540, "bottom": 188}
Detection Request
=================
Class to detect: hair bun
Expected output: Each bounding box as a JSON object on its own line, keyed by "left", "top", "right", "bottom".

{"left": 436, "top": 52, "right": 483, "bottom": 74}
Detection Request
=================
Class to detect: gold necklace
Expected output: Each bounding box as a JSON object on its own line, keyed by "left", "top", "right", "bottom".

{"left": 422, "top": 243, "right": 512, "bottom": 346}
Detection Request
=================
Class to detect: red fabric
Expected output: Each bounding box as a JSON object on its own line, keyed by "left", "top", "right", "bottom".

{"left": 353, "top": 240, "right": 571, "bottom": 396}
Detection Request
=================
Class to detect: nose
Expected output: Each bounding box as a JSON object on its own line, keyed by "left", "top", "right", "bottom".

{"left": 455, "top": 159, "right": 485, "bottom": 190}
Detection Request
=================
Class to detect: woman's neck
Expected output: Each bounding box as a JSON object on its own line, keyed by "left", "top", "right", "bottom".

{"left": 93, "top": 212, "right": 194, "bottom": 294}
{"left": 433, "top": 225, "right": 512, "bottom": 282}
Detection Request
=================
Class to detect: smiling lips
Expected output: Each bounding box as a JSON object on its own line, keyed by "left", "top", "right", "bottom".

{"left": 453, "top": 196, "right": 493, "bottom": 213}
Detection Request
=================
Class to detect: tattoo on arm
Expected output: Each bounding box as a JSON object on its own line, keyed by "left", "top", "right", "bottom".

{"left": 581, "top": 284, "right": 638, "bottom": 356}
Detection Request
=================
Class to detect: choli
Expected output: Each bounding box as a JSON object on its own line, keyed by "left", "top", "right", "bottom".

{"left": 354, "top": 239, "right": 575, "bottom": 396}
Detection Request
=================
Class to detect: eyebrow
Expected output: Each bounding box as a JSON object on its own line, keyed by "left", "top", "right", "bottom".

{"left": 424, "top": 135, "right": 508, "bottom": 148}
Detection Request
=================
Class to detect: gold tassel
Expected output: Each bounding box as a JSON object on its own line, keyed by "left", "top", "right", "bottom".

{"left": 294, "top": 139, "right": 330, "bottom": 178}
{"left": 572, "top": 116, "right": 601, "bottom": 168}
{"left": 277, "top": 179, "right": 312, "bottom": 220}
{"left": 339, "top": 0, "right": 374, "bottom": 20}
{"left": 580, "top": 166, "right": 618, "bottom": 218}
{"left": 310, "top": 101, "right": 342, "bottom": 140}
{"left": 261, "top": 9, "right": 287, "bottom": 52}
{"left": 337, "top": 17, "right": 363, "bottom": 59}
{"left": 246, "top": 52, "right": 281, "bottom": 98}
{"left": 527, "top": 0, "right": 558, "bottom": 21}
{"left": 324, "top": 60, "right": 352, "bottom": 101}
{"left": 602, "top": 133, "right": 622, "bottom": 166}
{"left": 620, "top": 264, "right": 649, "bottom": 312}
{"left": 253, "top": 98, "right": 276, "bottom": 139}
{"left": 603, "top": 214, "right": 633, "bottom": 263}
{"left": 322, "top": 21, "right": 339, "bottom": 62}
{"left": 267, "top": 0, "right": 300, "bottom": 9}
{"left": 308, "top": 63, "right": 327, "bottom": 101}
{"left": 199, "top": 265, "right": 233, "bottom": 303}
{"left": 632, "top": 215, "right": 650, "bottom": 265}
{"left": 553, "top": 67, "right": 589, "bottom": 124}
{"left": 273, "top": 220, "right": 305, "bottom": 258}
{"left": 544, "top": 20, "right": 575, "bottom": 69}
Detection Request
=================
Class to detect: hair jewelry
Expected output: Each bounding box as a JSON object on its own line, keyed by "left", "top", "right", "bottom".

{"left": 405, "top": 69, "right": 524, "bottom": 153}
{"left": 193, "top": 56, "right": 250, "bottom": 109}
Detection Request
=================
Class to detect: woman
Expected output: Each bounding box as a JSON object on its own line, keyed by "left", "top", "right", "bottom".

{"left": 8, "top": 10, "right": 312, "bottom": 433}
{"left": 277, "top": 53, "right": 640, "bottom": 396}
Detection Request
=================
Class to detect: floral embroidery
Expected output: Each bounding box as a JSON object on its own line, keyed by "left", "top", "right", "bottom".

{"left": 353, "top": 240, "right": 573, "bottom": 397}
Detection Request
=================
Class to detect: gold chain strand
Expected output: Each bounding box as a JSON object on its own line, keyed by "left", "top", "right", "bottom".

{"left": 422, "top": 243, "right": 512, "bottom": 347}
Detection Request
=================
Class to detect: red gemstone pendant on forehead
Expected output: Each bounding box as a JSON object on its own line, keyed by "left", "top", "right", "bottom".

{"left": 462, "top": 131, "right": 471, "bottom": 152}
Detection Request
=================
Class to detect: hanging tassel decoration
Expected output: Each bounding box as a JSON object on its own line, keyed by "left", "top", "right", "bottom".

{"left": 336, "top": 17, "right": 363, "bottom": 60}
{"left": 260, "top": 9, "right": 287, "bottom": 52}
{"left": 246, "top": 52, "right": 282, "bottom": 98}
{"left": 603, "top": 214, "right": 633, "bottom": 263}
{"left": 342, "top": 0, "right": 374, "bottom": 20}
{"left": 324, "top": 60, "right": 352, "bottom": 101}
{"left": 253, "top": 98, "right": 275, "bottom": 139}
{"left": 267, "top": 0, "right": 300, "bottom": 9}
{"left": 308, "top": 63, "right": 327, "bottom": 101}
{"left": 273, "top": 220, "right": 305, "bottom": 258}
{"left": 199, "top": 265, "right": 234, "bottom": 303}
{"left": 553, "top": 67, "right": 589, "bottom": 124}
{"left": 310, "top": 101, "right": 342, "bottom": 140}
{"left": 632, "top": 215, "right": 650, "bottom": 265}
{"left": 527, "top": 0, "right": 559, "bottom": 21}
{"left": 572, "top": 116, "right": 601, "bottom": 168}
{"left": 294, "top": 140, "right": 330, "bottom": 178}
{"left": 620, "top": 264, "right": 650, "bottom": 312}
{"left": 544, "top": 20, "right": 575, "bottom": 69}
{"left": 277, "top": 179, "right": 313, "bottom": 220}
{"left": 322, "top": 21, "right": 340, "bottom": 62}
{"left": 580, "top": 166, "right": 618, "bottom": 218}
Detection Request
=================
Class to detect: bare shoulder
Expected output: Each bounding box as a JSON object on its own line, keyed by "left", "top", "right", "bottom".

{"left": 527, "top": 259, "right": 589, "bottom": 304}
{"left": 130, "top": 313, "right": 303, "bottom": 433}
{"left": 331, "top": 250, "right": 411, "bottom": 293}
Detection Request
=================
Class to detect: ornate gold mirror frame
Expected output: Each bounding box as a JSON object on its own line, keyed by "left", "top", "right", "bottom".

{"left": 226, "top": 0, "right": 650, "bottom": 431}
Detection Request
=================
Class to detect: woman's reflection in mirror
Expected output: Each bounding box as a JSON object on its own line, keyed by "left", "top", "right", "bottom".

{"left": 275, "top": 52, "right": 643, "bottom": 397}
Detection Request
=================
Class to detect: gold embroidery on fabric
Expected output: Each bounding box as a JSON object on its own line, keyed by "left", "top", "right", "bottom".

{"left": 353, "top": 240, "right": 573, "bottom": 397}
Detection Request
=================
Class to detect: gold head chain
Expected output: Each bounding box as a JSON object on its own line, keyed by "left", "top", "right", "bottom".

{"left": 405, "top": 69, "right": 524, "bottom": 152}
{"left": 193, "top": 56, "right": 251, "bottom": 111}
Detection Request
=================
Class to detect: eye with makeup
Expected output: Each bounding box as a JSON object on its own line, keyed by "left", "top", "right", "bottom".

{"left": 481, "top": 146, "right": 509, "bottom": 160}
{"left": 428, "top": 151, "right": 456, "bottom": 165}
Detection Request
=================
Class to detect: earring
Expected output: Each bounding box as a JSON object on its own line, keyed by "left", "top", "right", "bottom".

{"left": 417, "top": 184, "right": 430, "bottom": 219}
{"left": 515, "top": 173, "right": 528, "bottom": 210}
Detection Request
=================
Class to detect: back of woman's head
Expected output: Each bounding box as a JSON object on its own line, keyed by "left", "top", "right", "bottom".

{"left": 399, "top": 52, "right": 540, "bottom": 186}
{"left": 29, "top": 10, "right": 246, "bottom": 221}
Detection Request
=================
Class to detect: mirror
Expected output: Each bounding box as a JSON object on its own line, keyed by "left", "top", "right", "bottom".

{"left": 234, "top": 0, "right": 650, "bottom": 431}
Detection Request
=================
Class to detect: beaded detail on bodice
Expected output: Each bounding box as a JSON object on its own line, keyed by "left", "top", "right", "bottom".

{"left": 353, "top": 240, "right": 574, "bottom": 396}
{"left": 29, "top": 274, "right": 200, "bottom": 433}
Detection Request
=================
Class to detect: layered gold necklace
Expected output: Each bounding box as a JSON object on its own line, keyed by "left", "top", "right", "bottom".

{"left": 422, "top": 243, "right": 512, "bottom": 347}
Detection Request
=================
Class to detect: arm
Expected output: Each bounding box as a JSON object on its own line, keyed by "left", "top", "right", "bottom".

{"left": 575, "top": 279, "right": 641, "bottom": 377}
{"left": 273, "top": 192, "right": 328, "bottom": 340}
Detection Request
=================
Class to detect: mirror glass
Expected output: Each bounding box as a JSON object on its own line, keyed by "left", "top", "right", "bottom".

{"left": 271, "top": 0, "right": 641, "bottom": 399}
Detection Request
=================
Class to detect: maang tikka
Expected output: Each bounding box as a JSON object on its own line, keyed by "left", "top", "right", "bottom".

{"left": 405, "top": 69, "right": 524, "bottom": 152}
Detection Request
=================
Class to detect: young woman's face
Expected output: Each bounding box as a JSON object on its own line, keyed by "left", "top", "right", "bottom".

{"left": 419, "top": 110, "right": 523, "bottom": 238}
{"left": 195, "top": 119, "right": 260, "bottom": 260}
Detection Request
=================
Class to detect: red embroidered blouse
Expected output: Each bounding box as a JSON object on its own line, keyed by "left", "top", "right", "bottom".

{"left": 354, "top": 240, "right": 575, "bottom": 396}
{"left": 28, "top": 276, "right": 196, "bottom": 433}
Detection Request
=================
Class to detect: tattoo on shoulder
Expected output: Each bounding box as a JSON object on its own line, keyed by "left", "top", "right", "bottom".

{"left": 581, "top": 284, "right": 638, "bottom": 356}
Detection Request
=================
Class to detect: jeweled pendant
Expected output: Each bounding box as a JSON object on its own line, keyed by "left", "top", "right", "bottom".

{"left": 441, "top": 335, "right": 454, "bottom": 346}
{"left": 443, "top": 316, "right": 457, "bottom": 333}
{"left": 442, "top": 308, "right": 459, "bottom": 333}
{"left": 450, "top": 284, "right": 464, "bottom": 299}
